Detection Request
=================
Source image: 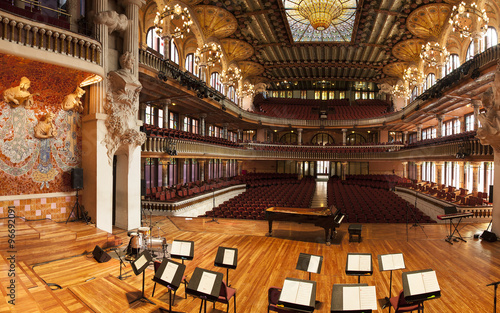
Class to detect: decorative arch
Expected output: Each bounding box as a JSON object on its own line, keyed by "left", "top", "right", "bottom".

{"left": 279, "top": 132, "right": 298, "bottom": 144}
{"left": 311, "top": 133, "right": 334, "bottom": 145}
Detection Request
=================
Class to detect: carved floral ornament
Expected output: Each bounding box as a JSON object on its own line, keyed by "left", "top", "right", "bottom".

{"left": 477, "top": 60, "right": 500, "bottom": 151}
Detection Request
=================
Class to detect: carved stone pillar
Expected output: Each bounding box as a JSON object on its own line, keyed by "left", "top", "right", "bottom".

{"left": 198, "top": 160, "right": 205, "bottom": 182}
{"left": 416, "top": 125, "right": 422, "bottom": 141}
{"left": 222, "top": 160, "right": 228, "bottom": 178}
{"left": 139, "top": 102, "right": 147, "bottom": 123}
{"left": 178, "top": 159, "right": 185, "bottom": 185}
{"left": 237, "top": 160, "right": 242, "bottom": 176}
{"left": 223, "top": 123, "right": 228, "bottom": 140}
{"left": 403, "top": 131, "right": 408, "bottom": 144}
{"left": 471, "top": 162, "right": 480, "bottom": 195}
{"left": 436, "top": 62, "right": 445, "bottom": 80}
{"left": 122, "top": 0, "right": 144, "bottom": 76}
{"left": 402, "top": 161, "right": 408, "bottom": 179}
{"left": 297, "top": 128, "right": 303, "bottom": 145}
{"left": 162, "top": 160, "right": 169, "bottom": 187}
{"left": 237, "top": 129, "right": 242, "bottom": 141}
{"left": 472, "top": 99, "right": 481, "bottom": 130}
{"left": 341, "top": 162, "right": 348, "bottom": 180}
{"left": 472, "top": 31, "right": 482, "bottom": 56}
{"left": 435, "top": 161, "right": 443, "bottom": 185}
{"left": 436, "top": 115, "right": 443, "bottom": 138}
{"left": 342, "top": 129, "right": 347, "bottom": 146}
{"left": 415, "top": 162, "right": 422, "bottom": 182}
{"left": 200, "top": 113, "right": 207, "bottom": 136}
{"left": 457, "top": 161, "right": 465, "bottom": 189}
{"left": 160, "top": 99, "right": 170, "bottom": 129}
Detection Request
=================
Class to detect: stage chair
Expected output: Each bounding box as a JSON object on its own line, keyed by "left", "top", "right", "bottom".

{"left": 389, "top": 290, "right": 422, "bottom": 312}
{"left": 268, "top": 287, "right": 298, "bottom": 313}
{"left": 213, "top": 281, "right": 236, "bottom": 313}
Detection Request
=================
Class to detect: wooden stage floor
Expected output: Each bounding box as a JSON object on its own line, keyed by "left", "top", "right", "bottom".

{"left": 2, "top": 217, "right": 499, "bottom": 312}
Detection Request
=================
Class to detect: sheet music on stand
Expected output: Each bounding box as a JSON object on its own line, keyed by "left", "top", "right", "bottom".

{"left": 345, "top": 253, "right": 373, "bottom": 277}
{"left": 402, "top": 269, "right": 441, "bottom": 303}
{"left": 170, "top": 240, "right": 194, "bottom": 260}
{"left": 331, "top": 284, "right": 377, "bottom": 313}
{"left": 214, "top": 247, "right": 238, "bottom": 269}
{"left": 296, "top": 253, "right": 323, "bottom": 274}
{"left": 131, "top": 250, "right": 152, "bottom": 275}
{"left": 153, "top": 258, "right": 186, "bottom": 290}
{"left": 378, "top": 253, "right": 405, "bottom": 271}
{"left": 278, "top": 277, "right": 317, "bottom": 312}
{"left": 186, "top": 267, "right": 223, "bottom": 301}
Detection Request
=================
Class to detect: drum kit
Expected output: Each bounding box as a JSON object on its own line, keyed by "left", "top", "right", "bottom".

{"left": 126, "top": 226, "right": 168, "bottom": 261}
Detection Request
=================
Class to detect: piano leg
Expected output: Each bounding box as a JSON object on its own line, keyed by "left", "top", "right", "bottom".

{"left": 325, "top": 228, "right": 331, "bottom": 246}
{"left": 267, "top": 220, "right": 273, "bottom": 237}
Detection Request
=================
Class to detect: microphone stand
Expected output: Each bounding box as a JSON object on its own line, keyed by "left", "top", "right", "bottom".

{"left": 206, "top": 189, "right": 219, "bottom": 224}
{"left": 487, "top": 281, "right": 499, "bottom": 313}
{"left": 112, "top": 248, "right": 131, "bottom": 280}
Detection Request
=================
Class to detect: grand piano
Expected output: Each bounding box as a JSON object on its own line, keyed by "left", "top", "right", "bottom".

{"left": 265, "top": 206, "right": 345, "bottom": 245}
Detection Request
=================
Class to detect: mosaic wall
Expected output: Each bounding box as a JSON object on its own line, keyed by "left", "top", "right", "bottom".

{"left": 0, "top": 195, "right": 76, "bottom": 222}
{"left": 0, "top": 54, "right": 90, "bottom": 196}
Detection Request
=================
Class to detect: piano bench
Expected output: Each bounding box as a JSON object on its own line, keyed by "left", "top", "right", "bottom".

{"left": 348, "top": 224, "right": 362, "bottom": 243}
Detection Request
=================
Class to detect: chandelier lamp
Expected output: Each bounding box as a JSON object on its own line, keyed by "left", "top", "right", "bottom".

{"left": 221, "top": 67, "right": 241, "bottom": 86}
{"left": 154, "top": 4, "right": 193, "bottom": 39}
{"left": 420, "top": 42, "right": 449, "bottom": 67}
{"left": 403, "top": 66, "right": 424, "bottom": 87}
{"left": 297, "top": 0, "right": 344, "bottom": 31}
{"left": 194, "top": 43, "right": 223, "bottom": 67}
{"left": 238, "top": 83, "right": 255, "bottom": 98}
{"left": 391, "top": 84, "right": 409, "bottom": 99}
{"left": 449, "top": 1, "right": 489, "bottom": 39}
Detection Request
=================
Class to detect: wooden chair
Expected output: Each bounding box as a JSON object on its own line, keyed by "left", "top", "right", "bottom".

{"left": 389, "top": 290, "right": 423, "bottom": 312}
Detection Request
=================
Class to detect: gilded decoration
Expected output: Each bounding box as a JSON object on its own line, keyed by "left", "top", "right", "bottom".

{"left": 103, "top": 52, "right": 146, "bottom": 164}
{"left": 220, "top": 39, "right": 254, "bottom": 62}
{"left": 238, "top": 61, "right": 265, "bottom": 77}
{"left": 392, "top": 39, "right": 426, "bottom": 62}
{"left": 192, "top": 6, "right": 238, "bottom": 39}
{"left": 477, "top": 61, "right": 500, "bottom": 151}
{"left": 0, "top": 55, "right": 87, "bottom": 194}
{"left": 61, "top": 87, "right": 85, "bottom": 113}
{"left": 3, "top": 77, "right": 37, "bottom": 109}
{"left": 382, "top": 62, "right": 410, "bottom": 79}
{"left": 406, "top": 4, "right": 452, "bottom": 39}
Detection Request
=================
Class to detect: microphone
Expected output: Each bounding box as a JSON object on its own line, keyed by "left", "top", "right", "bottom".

{"left": 486, "top": 281, "right": 500, "bottom": 287}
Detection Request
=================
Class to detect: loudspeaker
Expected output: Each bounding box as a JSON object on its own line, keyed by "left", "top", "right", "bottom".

{"left": 480, "top": 230, "right": 498, "bottom": 242}
{"left": 92, "top": 245, "right": 111, "bottom": 263}
{"left": 489, "top": 185, "right": 493, "bottom": 203}
{"left": 71, "top": 168, "right": 83, "bottom": 190}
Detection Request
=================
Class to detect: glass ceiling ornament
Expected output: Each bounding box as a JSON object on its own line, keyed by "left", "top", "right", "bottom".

{"left": 194, "top": 43, "right": 223, "bottom": 67}
{"left": 155, "top": 4, "right": 193, "bottom": 39}
{"left": 449, "top": 2, "right": 489, "bottom": 39}
{"left": 403, "top": 66, "right": 424, "bottom": 87}
{"left": 420, "top": 42, "right": 449, "bottom": 67}
{"left": 221, "top": 67, "right": 241, "bottom": 87}
{"left": 297, "top": 0, "right": 343, "bottom": 31}
{"left": 238, "top": 83, "right": 255, "bottom": 98}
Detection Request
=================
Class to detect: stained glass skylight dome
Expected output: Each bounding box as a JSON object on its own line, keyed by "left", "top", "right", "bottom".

{"left": 284, "top": 0, "right": 357, "bottom": 42}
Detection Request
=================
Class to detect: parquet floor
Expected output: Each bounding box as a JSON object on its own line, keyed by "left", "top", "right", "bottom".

{"left": 23, "top": 216, "right": 499, "bottom": 313}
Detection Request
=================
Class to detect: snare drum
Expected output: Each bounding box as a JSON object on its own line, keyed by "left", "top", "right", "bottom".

{"left": 146, "top": 237, "right": 166, "bottom": 249}
{"left": 138, "top": 227, "right": 150, "bottom": 238}
{"left": 130, "top": 232, "right": 142, "bottom": 249}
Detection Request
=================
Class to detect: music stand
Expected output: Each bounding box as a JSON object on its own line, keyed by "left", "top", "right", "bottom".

{"left": 170, "top": 240, "right": 194, "bottom": 298}
{"left": 186, "top": 267, "right": 223, "bottom": 313}
{"left": 378, "top": 253, "right": 405, "bottom": 312}
{"left": 402, "top": 269, "right": 441, "bottom": 312}
{"left": 152, "top": 258, "right": 186, "bottom": 313}
{"left": 296, "top": 253, "right": 323, "bottom": 281}
{"left": 214, "top": 247, "right": 238, "bottom": 287}
{"left": 112, "top": 248, "right": 131, "bottom": 280}
{"left": 345, "top": 253, "right": 373, "bottom": 284}
{"left": 129, "top": 250, "right": 155, "bottom": 305}
{"left": 331, "top": 283, "right": 377, "bottom": 313}
{"left": 278, "top": 277, "right": 316, "bottom": 312}
{"left": 486, "top": 281, "right": 499, "bottom": 313}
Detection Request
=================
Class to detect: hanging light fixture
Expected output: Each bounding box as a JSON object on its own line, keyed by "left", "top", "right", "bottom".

{"left": 297, "top": 0, "right": 344, "bottom": 31}
{"left": 194, "top": 43, "right": 223, "bottom": 67}
{"left": 403, "top": 66, "right": 424, "bottom": 87}
{"left": 449, "top": 2, "right": 489, "bottom": 39}
{"left": 238, "top": 82, "right": 255, "bottom": 98}
{"left": 221, "top": 67, "right": 241, "bottom": 87}
{"left": 420, "top": 42, "right": 449, "bottom": 67}
{"left": 154, "top": 4, "right": 193, "bottom": 39}
{"left": 391, "top": 84, "right": 409, "bottom": 99}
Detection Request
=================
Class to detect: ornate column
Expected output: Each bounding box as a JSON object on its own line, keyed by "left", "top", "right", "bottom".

{"left": 471, "top": 162, "right": 480, "bottom": 195}
{"left": 402, "top": 161, "right": 408, "bottom": 179}
{"left": 200, "top": 113, "right": 207, "bottom": 136}
{"left": 416, "top": 125, "right": 422, "bottom": 141}
{"left": 472, "top": 99, "right": 481, "bottom": 130}
{"left": 162, "top": 160, "right": 169, "bottom": 187}
{"left": 198, "top": 160, "right": 205, "bottom": 182}
{"left": 341, "top": 162, "right": 348, "bottom": 180}
{"left": 342, "top": 129, "right": 347, "bottom": 146}
{"left": 415, "top": 162, "right": 422, "bottom": 182}
{"left": 237, "top": 160, "right": 242, "bottom": 176}
{"left": 435, "top": 161, "right": 443, "bottom": 185}
{"left": 122, "top": 0, "right": 145, "bottom": 75}
{"left": 160, "top": 99, "right": 170, "bottom": 129}
{"left": 222, "top": 160, "right": 228, "bottom": 178}
{"left": 139, "top": 102, "right": 147, "bottom": 123}
{"left": 223, "top": 123, "right": 228, "bottom": 140}
{"left": 297, "top": 128, "right": 303, "bottom": 145}
{"left": 472, "top": 31, "right": 482, "bottom": 56}
{"left": 436, "top": 114, "right": 443, "bottom": 138}
{"left": 178, "top": 159, "right": 185, "bottom": 184}
{"left": 237, "top": 129, "right": 242, "bottom": 141}
{"left": 436, "top": 62, "right": 445, "bottom": 80}
{"left": 458, "top": 161, "right": 465, "bottom": 189}
{"left": 403, "top": 131, "right": 408, "bottom": 144}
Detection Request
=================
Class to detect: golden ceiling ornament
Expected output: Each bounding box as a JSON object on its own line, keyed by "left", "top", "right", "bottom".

{"left": 193, "top": 5, "right": 238, "bottom": 39}
{"left": 238, "top": 61, "right": 266, "bottom": 77}
{"left": 406, "top": 3, "right": 452, "bottom": 39}
{"left": 220, "top": 38, "right": 255, "bottom": 62}
{"left": 194, "top": 43, "right": 223, "bottom": 67}
{"left": 154, "top": 4, "right": 193, "bottom": 39}
{"left": 403, "top": 66, "right": 425, "bottom": 86}
{"left": 420, "top": 41, "right": 450, "bottom": 67}
{"left": 297, "top": 0, "right": 344, "bottom": 31}
{"left": 449, "top": 1, "right": 489, "bottom": 39}
{"left": 221, "top": 66, "right": 241, "bottom": 87}
{"left": 382, "top": 62, "right": 410, "bottom": 78}
{"left": 392, "top": 39, "right": 427, "bottom": 62}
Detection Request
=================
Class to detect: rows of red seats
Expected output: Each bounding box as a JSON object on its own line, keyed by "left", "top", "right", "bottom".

{"left": 402, "top": 131, "right": 476, "bottom": 149}
{"left": 344, "top": 174, "right": 410, "bottom": 189}
{"left": 252, "top": 146, "right": 389, "bottom": 153}
{"left": 234, "top": 173, "right": 299, "bottom": 187}
{"left": 327, "top": 178, "right": 435, "bottom": 223}
{"left": 202, "top": 177, "right": 316, "bottom": 220}
{"left": 143, "top": 124, "right": 242, "bottom": 148}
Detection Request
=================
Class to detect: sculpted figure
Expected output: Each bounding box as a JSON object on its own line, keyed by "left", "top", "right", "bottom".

{"left": 3, "top": 77, "right": 36, "bottom": 108}
{"left": 34, "top": 112, "right": 57, "bottom": 139}
{"left": 477, "top": 60, "right": 500, "bottom": 150}
{"left": 62, "top": 86, "right": 85, "bottom": 112}
{"left": 378, "top": 83, "right": 393, "bottom": 95}
{"left": 94, "top": 10, "right": 129, "bottom": 33}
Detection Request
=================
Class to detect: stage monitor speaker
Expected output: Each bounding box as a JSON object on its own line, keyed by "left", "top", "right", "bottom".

{"left": 92, "top": 245, "right": 111, "bottom": 263}
{"left": 71, "top": 168, "right": 83, "bottom": 190}
{"left": 480, "top": 231, "right": 497, "bottom": 242}
{"left": 489, "top": 185, "right": 493, "bottom": 203}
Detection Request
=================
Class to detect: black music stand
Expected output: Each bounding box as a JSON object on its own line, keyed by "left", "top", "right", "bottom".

{"left": 278, "top": 277, "right": 317, "bottom": 312}
{"left": 487, "top": 281, "right": 499, "bottom": 313}
{"left": 402, "top": 269, "right": 441, "bottom": 313}
{"left": 170, "top": 240, "right": 194, "bottom": 299}
{"left": 378, "top": 253, "right": 406, "bottom": 312}
{"left": 129, "top": 250, "right": 155, "bottom": 305}
{"left": 186, "top": 267, "right": 223, "bottom": 313}
{"left": 153, "top": 258, "right": 186, "bottom": 313}
{"left": 331, "top": 283, "right": 377, "bottom": 312}
{"left": 214, "top": 247, "right": 238, "bottom": 287}
{"left": 345, "top": 253, "right": 373, "bottom": 284}
{"left": 296, "top": 253, "right": 323, "bottom": 281}
{"left": 112, "top": 248, "right": 131, "bottom": 280}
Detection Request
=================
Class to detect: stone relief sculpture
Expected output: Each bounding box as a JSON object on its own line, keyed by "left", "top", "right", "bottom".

{"left": 61, "top": 87, "right": 85, "bottom": 112}
{"left": 477, "top": 60, "right": 500, "bottom": 151}
{"left": 34, "top": 112, "right": 57, "bottom": 139}
{"left": 3, "top": 77, "right": 37, "bottom": 108}
{"left": 102, "top": 52, "right": 146, "bottom": 163}
{"left": 378, "top": 83, "right": 393, "bottom": 95}
{"left": 94, "top": 10, "right": 129, "bottom": 33}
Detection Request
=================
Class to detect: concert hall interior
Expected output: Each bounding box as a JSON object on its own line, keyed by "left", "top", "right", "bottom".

{"left": 1, "top": 0, "right": 500, "bottom": 311}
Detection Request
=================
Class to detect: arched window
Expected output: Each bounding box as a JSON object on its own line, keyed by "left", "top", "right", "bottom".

{"left": 444, "top": 54, "right": 460, "bottom": 76}
{"left": 466, "top": 41, "right": 475, "bottom": 61}
{"left": 311, "top": 133, "right": 334, "bottom": 145}
{"left": 170, "top": 40, "right": 179, "bottom": 64}
{"left": 410, "top": 86, "right": 418, "bottom": 102}
{"left": 346, "top": 133, "right": 366, "bottom": 145}
{"left": 185, "top": 53, "right": 197, "bottom": 76}
{"left": 485, "top": 27, "right": 498, "bottom": 49}
{"left": 146, "top": 28, "right": 164, "bottom": 55}
{"left": 423, "top": 73, "right": 435, "bottom": 91}
{"left": 279, "top": 132, "right": 298, "bottom": 144}
{"left": 210, "top": 72, "right": 224, "bottom": 93}
{"left": 227, "top": 86, "right": 237, "bottom": 103}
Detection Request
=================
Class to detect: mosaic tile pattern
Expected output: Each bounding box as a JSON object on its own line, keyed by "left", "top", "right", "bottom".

{"left": 0, "top": 195, "right": 76, "bottom": 222}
